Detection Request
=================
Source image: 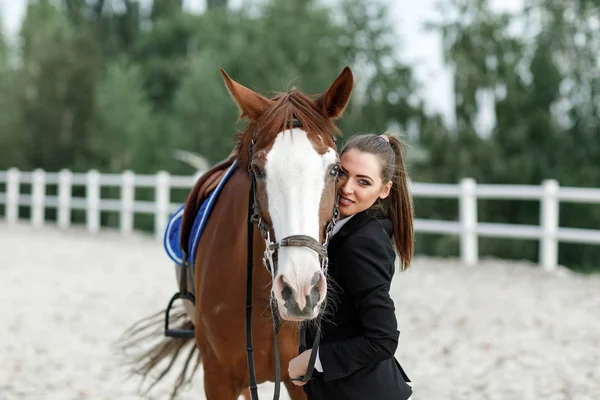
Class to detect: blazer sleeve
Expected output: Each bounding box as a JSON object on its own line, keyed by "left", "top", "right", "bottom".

{"left": 317, "top": 231, "right": 400, "bottom": 382}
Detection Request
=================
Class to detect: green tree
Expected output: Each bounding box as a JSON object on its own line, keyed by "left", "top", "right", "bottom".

{"left": 206, "top": 0, "right": 228, "bottom": 10}
{"left": 18, "top": 0, "right": 102, "bottom": 171}
{"left": 422, "top": 0, "right": 600, "bottom": 270}
{"left": 163, "top": 0, "right": 423, "bottom": 166}
{"left": 133, "top": 11, "right": 196, "bottom": 110}
{"left": 151, "top": 0, "right": 184, "bottom": 21}
{"left": 167, "top": 50, "right": 236, "bottom": 172}
{"left": 0, "top": 28, "right": 28, "bottom": 169}
{"left": 334, "top": 0, "right": 422, "bottom": 138}
{"left": 88, "top": 59, "right": 162, "bottom": 173}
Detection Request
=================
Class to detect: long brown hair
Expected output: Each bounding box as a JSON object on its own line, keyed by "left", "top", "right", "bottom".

{"left": 340, "top": 133, "right": 414, "bottom": 270}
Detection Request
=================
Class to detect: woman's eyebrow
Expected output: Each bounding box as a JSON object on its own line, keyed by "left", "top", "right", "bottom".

{"left": 340, "top": 166, "right": 374, "bottom": 182}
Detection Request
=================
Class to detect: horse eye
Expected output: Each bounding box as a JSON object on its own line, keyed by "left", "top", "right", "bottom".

{"left": 329, "top": 164, "right": 340, "bottom": 176}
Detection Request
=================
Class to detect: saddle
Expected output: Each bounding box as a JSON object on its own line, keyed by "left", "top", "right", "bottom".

{"left": 163, "top": 153, "right": 238, "bottom": 267}
{"left": 162, "top": 153, "right": 238, "bottom": 338}
{"left": 181, "top": 153, "right": 238, "bottom": 252}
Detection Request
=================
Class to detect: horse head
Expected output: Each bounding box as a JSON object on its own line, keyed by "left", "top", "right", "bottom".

{"left": 221, "top": 67, "right": 354, "bottom": 321}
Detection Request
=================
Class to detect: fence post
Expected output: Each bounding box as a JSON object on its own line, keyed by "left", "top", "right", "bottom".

{"left": 155, "top": 171, "right": 170, "bottom": 241}
{"left": 540, "top": 179, "right": 559, "bottom": 271}
{"left": 86, "top": 170, "right": 100, "bottom": 234}
{"left": 459, "top": 178, "right": 478, "bottom": 266}
{"left": 58, "top": 169, "right": 72, "bottom": 229}
{"left": 120, "top": 170, "right": 135, "bottom": 235}
{"left": 6, "top": 168, "right": 20, "bottom": 223}
{"left": 31, "top": 169, "right": 46, "bottom": 228}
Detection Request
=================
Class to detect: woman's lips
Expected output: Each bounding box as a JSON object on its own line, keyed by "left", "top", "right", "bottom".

{"left": 339, "top": 196, "right": 354, "bottom": 206}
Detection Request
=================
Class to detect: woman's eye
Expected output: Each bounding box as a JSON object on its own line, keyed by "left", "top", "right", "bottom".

{"left": 338, "top": 170, "right": 347, "bottom": 178}
{"left": 359, "top": 180, "right": 370, "bottom": 186}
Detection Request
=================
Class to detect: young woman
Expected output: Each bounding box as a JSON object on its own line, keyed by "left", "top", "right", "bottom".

{"left": 288, "top": 133, "right": 414, "bottom": 400}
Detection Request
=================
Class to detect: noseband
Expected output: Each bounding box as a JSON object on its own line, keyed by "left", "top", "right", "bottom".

{"left": 245, "top": 119, "right": 339, "bottom": 400}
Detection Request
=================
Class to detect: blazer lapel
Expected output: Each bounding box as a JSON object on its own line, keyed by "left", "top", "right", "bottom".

{"left": 327, "top": 210, "right": 373, "bottom": 250}
{"left": 337, "top": 209, "right": 380, "bottom": 236}
{"left": 327, "top": 208, "right": 391, "bottom": 249}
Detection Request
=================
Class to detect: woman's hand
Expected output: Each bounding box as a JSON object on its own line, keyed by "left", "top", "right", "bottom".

{"left": 288, "top": 349, "right": 312, "bottom": 386}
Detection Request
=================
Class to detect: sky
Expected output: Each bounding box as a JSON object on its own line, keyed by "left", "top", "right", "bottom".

{"left": 0, "top": 0, "right": 524, "bottom": 130}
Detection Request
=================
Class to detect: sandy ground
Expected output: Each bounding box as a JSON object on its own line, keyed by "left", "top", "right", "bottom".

{"left": 1, "top": 222, "right": 599, "bottom": 400}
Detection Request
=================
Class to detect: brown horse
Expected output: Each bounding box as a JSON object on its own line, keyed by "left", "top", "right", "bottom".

{"left": 118, "top": 67, "right": 354, "bottom": 399}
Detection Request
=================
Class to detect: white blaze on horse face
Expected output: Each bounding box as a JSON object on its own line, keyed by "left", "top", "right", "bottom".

{"left": 264, "top": 128, "right": 336, "bottom": 318}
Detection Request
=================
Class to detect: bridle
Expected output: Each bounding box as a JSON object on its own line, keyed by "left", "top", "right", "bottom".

{"left": 245, "top": 118, "right": 339, "bottom": 400}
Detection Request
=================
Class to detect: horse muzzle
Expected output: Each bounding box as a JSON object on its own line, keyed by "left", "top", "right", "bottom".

{"left": 272, "top": 270, "right": 326, "bottom": 321}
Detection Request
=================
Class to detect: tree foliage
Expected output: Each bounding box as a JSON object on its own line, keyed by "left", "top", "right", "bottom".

{"left": 0, "top": 0, "right": 598, "bottom": 270}
{"left": 417, "top": 0, "right": 600, "bottom": 270}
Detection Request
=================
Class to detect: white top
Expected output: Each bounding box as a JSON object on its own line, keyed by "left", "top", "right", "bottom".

{"left": 330, "top": 214, "right": 354, "bottom": 237}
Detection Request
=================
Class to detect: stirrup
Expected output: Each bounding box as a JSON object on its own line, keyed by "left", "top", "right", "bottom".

{"left": 164, "top": 291, "right": 196, "bottom": 339}
{"left": 165, "top": 254, "right": 195, "bottom": 339}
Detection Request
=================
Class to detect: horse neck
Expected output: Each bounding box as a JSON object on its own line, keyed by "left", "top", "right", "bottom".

{"left": 222, "top": 167, "right": 271, "bottom": 284}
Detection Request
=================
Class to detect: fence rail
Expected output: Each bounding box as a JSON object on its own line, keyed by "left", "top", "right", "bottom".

{"left": 1, "top": 168, "right": 599, "bottom": 271}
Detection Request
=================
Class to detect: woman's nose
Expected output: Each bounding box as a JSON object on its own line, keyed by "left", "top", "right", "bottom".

{"left": 341, "top": 180, "right": 354, "bottom": 194}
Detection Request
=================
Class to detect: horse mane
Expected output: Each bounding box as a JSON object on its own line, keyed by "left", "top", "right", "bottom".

{"left": 233, "top": 90, "right": 341, "bottom": 168}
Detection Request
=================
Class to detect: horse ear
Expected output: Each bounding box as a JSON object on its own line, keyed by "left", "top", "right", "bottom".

{"left": 315, "top": 66, "right": 354, "bottom": 119}
{"left": 220, "top": 69, "right": 272, "bottom": 121}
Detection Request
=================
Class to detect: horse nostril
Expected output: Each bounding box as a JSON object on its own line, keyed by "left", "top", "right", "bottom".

{"left": 274, "top": 274, "right": 294, "bottom": 303}
{"left": 309, "top": 283, "right": 320, "bottom": 307}
{"left": 311, "top": 271, "right": 320, "bottom": 286}
{"left": 281, "top": 280, "right": 293, "bottom": 302}
{"left": 309, "top": 271, "right": 325, "bottom": 306}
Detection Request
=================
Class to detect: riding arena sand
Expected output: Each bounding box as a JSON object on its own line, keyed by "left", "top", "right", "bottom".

{"left": 1, "top": 222, "right": 599, "bottom": 400}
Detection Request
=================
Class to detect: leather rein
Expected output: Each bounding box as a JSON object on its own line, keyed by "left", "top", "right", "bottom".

{"left": 245, "top": 119, "right": 339, "bottom": 400}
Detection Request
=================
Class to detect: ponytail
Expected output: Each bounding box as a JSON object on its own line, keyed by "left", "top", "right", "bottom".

{"left": 385, "top": 135, "right": 414, "bottom": 270}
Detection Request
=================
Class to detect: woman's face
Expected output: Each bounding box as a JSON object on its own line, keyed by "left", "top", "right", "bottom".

{"left": 337, "top": 149, "right": 392, "bottom": 219}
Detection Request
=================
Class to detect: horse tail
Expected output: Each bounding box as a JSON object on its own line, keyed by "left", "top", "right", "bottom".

{"left": 115, "top": 153, "right": 238, "bottom": 398}
{"left": 115, "top": 304, "right": 199, "bottom": 399}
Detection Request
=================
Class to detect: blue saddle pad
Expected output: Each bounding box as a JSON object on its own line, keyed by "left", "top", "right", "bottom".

{"left": 164, "top": 160, "right": 237, "bottom": 266}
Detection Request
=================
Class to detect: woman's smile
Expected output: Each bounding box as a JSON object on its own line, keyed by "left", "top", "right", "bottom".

{"left": 339, "top": 196, "right": 354, "bottom": 206}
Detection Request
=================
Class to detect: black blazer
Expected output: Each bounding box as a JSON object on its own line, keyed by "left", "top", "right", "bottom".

{"left": 303, "top": 208, "right": 412, "bottom": 400}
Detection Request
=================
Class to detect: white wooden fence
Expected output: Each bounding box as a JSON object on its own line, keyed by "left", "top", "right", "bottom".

{"left": 1, "top": 168, "right": 599, "bottom": 271}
